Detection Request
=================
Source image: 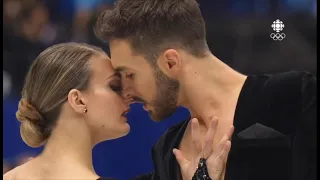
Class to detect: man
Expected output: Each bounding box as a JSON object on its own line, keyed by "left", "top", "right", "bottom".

{"left": 94, "top": 0, "right": 317, "bottom": 180}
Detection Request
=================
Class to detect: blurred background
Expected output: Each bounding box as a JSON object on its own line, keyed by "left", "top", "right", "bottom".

{"left": 3, "top": 0, "right": 317, "bottom": 179}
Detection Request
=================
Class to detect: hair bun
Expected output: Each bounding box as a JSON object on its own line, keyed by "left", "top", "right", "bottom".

{"left": 16, "top": 99, "right": 43, "bottom": 123}
{"left": 16, "top": 99, "right": 46, "bottom": 148}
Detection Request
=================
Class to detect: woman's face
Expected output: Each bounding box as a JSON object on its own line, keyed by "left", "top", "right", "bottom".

{"left": 84, "top": 54, "right": 130, "bottom": 143}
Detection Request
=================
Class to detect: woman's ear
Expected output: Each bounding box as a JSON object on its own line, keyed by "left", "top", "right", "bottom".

{"left": 67, "top": 89, "right": 87, "bottom": 114}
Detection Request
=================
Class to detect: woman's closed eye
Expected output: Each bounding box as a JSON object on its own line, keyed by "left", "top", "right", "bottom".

{"left": 109, "top": 80, "right": 123, "bottom": 93}
{"left": 110, "top": 84, "right": 123, "bottom": 92}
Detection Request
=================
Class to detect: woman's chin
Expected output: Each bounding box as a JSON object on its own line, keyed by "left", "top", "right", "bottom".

{"left": 118, "top": 122, "right": 130, "bottom": 137}
{"left": 95, "top": 123, "right": 131, "bottom": 144}
{"left": 108, "top": 123, "right": 131, "bottom": 140}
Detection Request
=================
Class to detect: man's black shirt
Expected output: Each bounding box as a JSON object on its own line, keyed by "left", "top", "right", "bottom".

{"left": 136, "top": 71, "right": 317, "bottom": 180}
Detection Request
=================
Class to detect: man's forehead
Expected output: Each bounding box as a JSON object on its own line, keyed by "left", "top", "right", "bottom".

{"left": 109, "top": 55, "right": 132, "bottom": 70}
{"left": 114, "top": 66, "right": 132, "bottom": 73}
{"left": 109, "top": 39, "right": 134, "bottom": 54}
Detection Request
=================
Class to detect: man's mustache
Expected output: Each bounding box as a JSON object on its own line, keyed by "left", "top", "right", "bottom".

{"left": 132, "top": 96, "right": 146, "bottom": 104}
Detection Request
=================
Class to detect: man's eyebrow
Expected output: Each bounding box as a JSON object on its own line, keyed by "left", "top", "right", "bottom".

{"left": 115, "top": 72, "right": 121, "bottom": 78}
{"left": 114, "top": 66, "right": 128, "bottom": 73}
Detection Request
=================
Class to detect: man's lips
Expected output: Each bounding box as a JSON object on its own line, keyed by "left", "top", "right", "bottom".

{"left": 143, "top": 104, "right": 148, "bottom": 111}
{"left": 122, "top": 109, "right": 130, "bottom": 116}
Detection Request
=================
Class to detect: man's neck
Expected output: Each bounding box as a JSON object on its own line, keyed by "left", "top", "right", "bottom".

{"left": 178, "top": 54, "right": 247, "bottom": 128}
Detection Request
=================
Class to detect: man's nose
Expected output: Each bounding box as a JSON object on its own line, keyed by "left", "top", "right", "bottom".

{"left": 122, "top": 87, "right": 135, "bottom": 104}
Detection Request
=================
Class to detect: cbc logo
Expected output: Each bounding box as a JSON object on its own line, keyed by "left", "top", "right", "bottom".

{"left": 270, "top": 19, "right": 286, "bottom": 41}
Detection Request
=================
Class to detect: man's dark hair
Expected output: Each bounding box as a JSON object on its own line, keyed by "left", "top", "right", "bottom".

{"left": 94, "top": 0, "right": 209, "bottom": 63}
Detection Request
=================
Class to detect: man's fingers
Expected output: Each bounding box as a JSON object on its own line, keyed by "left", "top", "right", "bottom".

{"left": 226, "top": 125, "right": 234, "bottom": 140}
{"left": 173, "top": 148, "right": 189, "bottom": 168}
{"left": 219, "top": 140, "right": 232, "bottom": 162}
{"left": 214, "top": 126, "right": 234, "bottom": 155}
{"left": 207, "top": 141, "right": 232, "bottom": 179}
{"left": 202, "top": 117, "right": 218, "bottom": 158}
{"left": 191, "top": 118, "right": 202, "bottom": 155}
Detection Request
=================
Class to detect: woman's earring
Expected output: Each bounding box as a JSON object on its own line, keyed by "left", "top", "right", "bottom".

{"left": 83, "top": 108, "right": 87, "bottom": 113}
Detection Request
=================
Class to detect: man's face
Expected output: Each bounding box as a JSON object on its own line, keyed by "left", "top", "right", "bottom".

{"left": 109, "top": 40, "right": 179, "bottom": 121}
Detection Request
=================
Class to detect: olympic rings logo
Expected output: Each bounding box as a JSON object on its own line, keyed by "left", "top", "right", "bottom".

{"left": 270, "top": 33, "right": 286, "bottom": 41}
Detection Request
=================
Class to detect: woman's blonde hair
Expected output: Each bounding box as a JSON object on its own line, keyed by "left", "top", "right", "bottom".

{"left": 16, "top": 42, "right": 104, "bottom": 147}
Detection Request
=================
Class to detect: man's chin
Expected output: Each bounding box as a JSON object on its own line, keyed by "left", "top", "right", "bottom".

{"left": 148, "top": 109, "right": 177, "bottom": 122}
{"left": 150, "top": 115, "right": 165, "bottom": 122}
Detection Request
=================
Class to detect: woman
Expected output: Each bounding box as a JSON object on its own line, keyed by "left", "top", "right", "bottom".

{"left": 3, "top": 43, "right": 231, "bottom": 180}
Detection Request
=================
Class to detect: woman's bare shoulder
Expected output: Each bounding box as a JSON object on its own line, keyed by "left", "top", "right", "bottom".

{"left": 3, "top": 166, "right": 20, "bottom": 180}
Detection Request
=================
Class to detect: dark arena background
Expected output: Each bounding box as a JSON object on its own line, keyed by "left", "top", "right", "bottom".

{"left": 3, "top": 0, "right": 316, "bottom": 179}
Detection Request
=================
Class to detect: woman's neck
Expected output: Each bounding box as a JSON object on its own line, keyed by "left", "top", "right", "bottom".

{"left": 39, "top": 117, "right": 96, "bottom": 173}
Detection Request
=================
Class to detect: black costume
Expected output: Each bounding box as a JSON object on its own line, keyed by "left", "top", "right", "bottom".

{"left": 136, "top": 71, "right": 317, "bottom": 180}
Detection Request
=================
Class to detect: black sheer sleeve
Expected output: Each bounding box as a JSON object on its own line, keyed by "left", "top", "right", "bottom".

{"left": 132, "top": 173, "right": 154, "bottom": 180}
{"left": 291, "top": 73, "right": 317, "bottom": 180}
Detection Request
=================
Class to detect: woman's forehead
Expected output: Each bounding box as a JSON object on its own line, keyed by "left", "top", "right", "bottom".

{"left": 90, "top": 54, "right": 116, "bottom": 80}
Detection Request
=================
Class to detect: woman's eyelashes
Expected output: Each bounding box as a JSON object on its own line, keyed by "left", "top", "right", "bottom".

{"left": 109, "top": 80, "right": 123, "bottom": 93}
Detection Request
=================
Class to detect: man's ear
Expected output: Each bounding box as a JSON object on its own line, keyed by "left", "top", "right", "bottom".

{"left": 67, "top": 89, "right": 87, "bottom": 114}
{"left": 157, "top": 49, "right": 182, "bottom": 79}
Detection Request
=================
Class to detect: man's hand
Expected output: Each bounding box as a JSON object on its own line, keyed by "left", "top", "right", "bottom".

{"left": 205, "top": 122, "right": 234, "bottom": 179}
{"left": 173, "top": 118, "right": 234, "bottom": 180}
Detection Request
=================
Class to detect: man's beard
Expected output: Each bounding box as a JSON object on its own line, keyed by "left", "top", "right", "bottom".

{"left": 148, "top": 68, "right": 179, "bottom": 121}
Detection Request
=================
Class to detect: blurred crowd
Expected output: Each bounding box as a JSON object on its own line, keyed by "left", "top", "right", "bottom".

{"left": 3, "top": 0, "right": 317, "bottom": 175}
{"left": 3, "top": 0, "right": 115, "bottom": 98}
